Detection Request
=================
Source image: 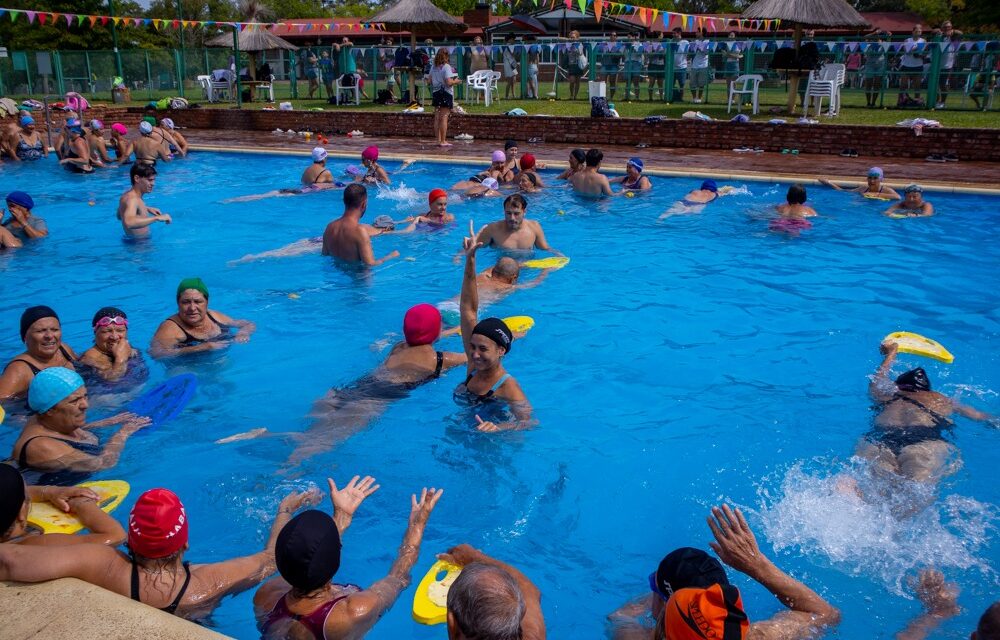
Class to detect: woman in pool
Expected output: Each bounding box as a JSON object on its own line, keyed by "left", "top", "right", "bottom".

{"left": 150, "top": 278, "right": 256, "bottom": 357}
{"left": 59, "top": 119, "right": 97, "bottom": 173}
{"left": 556, "top": 148, "right": 587, "bottom": 181}
{"left": 611, "top": 157, "right": 652, "bottom": 191}
{"left": 457, "top": 221, "right": 533, "bottom": 432}
{"left": 451, "top": 150, "right": 514, "bottom": 190}
{"left": 78, "top": 307, "right": 148, "bottom": 386}
{"left": 108, "top": 123, "right": 134, "bottom": 164}
{"left": 819, "top": 167, "right": 901, "bottom": 200}
{"left": 770, "top": 184, "right": 817, "bottom": 235}
{"left": 0, "top": 306, "right": 78, "bottom": 403}
{"left": 10, "top": 115, "right": 47, "bottom": 162}
{"left": 358, "top": 146, "right": 390, "bottom": 185}
{"left": 659, "top": 180, "right": 719, "bottom": 219}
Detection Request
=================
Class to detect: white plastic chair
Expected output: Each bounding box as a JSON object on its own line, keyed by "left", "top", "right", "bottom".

{"left": 727, "top": 74, "right": 763, "bottom": 114}
{"left": 467, "top": 70, "right": 499, "bottom": 106}
{"left": 336, "top": 74, "right": 360, "bottom": 105}
{"left": 196, "top": 75, "right": 212, "bottom": 101}
{"left": 209, "top": 69, "right": 234, "bottom": 102}
{"left": 465, "top": 70, "right": 491, "bottom": 101}
{"left": 804, "top": 63, "right": 846, "bottom": 116}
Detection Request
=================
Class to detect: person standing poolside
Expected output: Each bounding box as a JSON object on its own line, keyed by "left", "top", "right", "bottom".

{"left": 0, "top": 306, "right": 76, "bottom": 403}
{"left": 885, "top": 184, "right": 934, "bottom": 217}
{"left": 898, "top": 25, "right": 927, "bottom": 107}
{"left": 502, "top": 35, "right": 520, "bottom": 100}
{"left": 819, "top": 167, "right": 901, "bottom": 200}
{"left": 161, "top": 118, "right": 189, "bottom": 156}
{"left": 688, "top": 28, "right": 711, "bottom": 104}
{"left": 472, "top": 193, "right": 560, "bottom": 254}
{"left": 671, "top": 28, "right": 689, "bottom": 102}
{"left": 255, "top": 480, "right": 442, "bottom": 640}
{"left": 117, "top": 163, "right": 171, "bottom": 239}
{"left": 570, "top": 148, "right": 614, "bottom": 197}
{"left": 0, "top": 487, "right": 320, "bottom": 621}
{"left": 322, "top": 184, "right": 400, "bottom": 266}
{"left": 469, "top": 36, "right": 491, "bottom": 73}
{"left": 78, "top": 307, "right": 147, "bottom": 385}
{"left": 10, "top": 115, "right": 47, "bottom": 161}
{"left": 151, "top": 278, "right": 256, "bottom": 357}
{"left": 9, "top": 368, "right": 150, "bottom": 485}
{"left": 862, "top": 32, "right": 889, "bottom": 108}
{"left": 302, "top": 147, "right": 334, "bottom": 185}
{"left": 428, "top": 49, "right": 462, "bottom": 147}
{"left": 647, "top": 35, "right": 667, "bottom": 101}
{"left": 526, "top": 39, "right": 541, "bottom": 99}
{"left": 723, "top": 32, "right": 743, "bottom": 96}
{"left": 319, "top": 50, "right": 336, "bottom": 99}
{"left": 555, "top": 149, "right": 587, "bottom": 180}
{"left": 611, "top": 157, "right": 652, "bottom": 191}
{"left": 108, "top": 123, "right": 134, "bottom": 164}
{"left": 936, "top": 25, "right": 962, "bottom": 109}
{"left": 566, "top": 30, "right": 586, "bottom": 100}
{"left": 2, "top": 191, "right": 47, "bottom": 241}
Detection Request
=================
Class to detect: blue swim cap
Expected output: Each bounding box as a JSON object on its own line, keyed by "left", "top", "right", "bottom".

{"left": 6, "top": 191, "right": 34, "bottom": 210}
{"left": 28, "top": 367, "right": 84, "bottom": 414}
{"left": 20, "top": 115, "right": 34, "bottom": 126}
{"left": 627, "top": 157, "right": 644, "bottom": 172}
{"left": 701, "top": 179, "right": 718, "bottom": 192}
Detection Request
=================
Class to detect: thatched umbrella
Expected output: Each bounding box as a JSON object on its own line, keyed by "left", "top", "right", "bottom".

{"left": 369, "top": 0, "right": 468, "bottom": 101}
{"left": 742, "top": 0, "right": 869, "bottom": 113}
{"left": 206, "top": 27, "right": 298, "bottom": 82}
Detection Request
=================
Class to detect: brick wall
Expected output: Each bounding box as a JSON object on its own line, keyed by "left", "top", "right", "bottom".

{"left": 54, "top": 107, "right": 1000, "bottom": 162}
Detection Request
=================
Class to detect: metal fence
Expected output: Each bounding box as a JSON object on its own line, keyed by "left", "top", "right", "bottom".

{"left": 1, "top": 37, "right": 997, "bottom": 111}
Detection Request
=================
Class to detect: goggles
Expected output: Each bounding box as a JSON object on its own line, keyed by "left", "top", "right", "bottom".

{"left": 648, "top": 572, "right": 670, "bottom": 602}
{"left": 94, "top": 315, "right": 128, "bottom": 329}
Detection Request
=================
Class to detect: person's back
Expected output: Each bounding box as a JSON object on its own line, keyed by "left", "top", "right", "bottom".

{"left": 445, "top": 552, "right": 546, "bottom": 640}
{"left": 571, "top": 149, "right": 613, "bottom": 197}
{"left": 322, "top": 184, "right": 399, "bottom": 266}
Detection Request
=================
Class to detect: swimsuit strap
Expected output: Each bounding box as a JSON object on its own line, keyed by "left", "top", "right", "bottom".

{"left": 434, "top": 351, "right": 444, "bottom": 378}
{"left": 162, "top": 563, "right": 192, "bottom": 614}
{"left": 18, "top": 435, "right": 46, "bottom": 467}
{"left": 486, "top": 373, "right": 511, "bottom": 397}
{"left": 314, "top": 168, "right": 332, "bottom": 184}
{"left": 167, "top": 317, "right": 199, "bottom": 343}
{"left": 59, "top": 345, "right": 75, "bottom": 362}
{"left": 5, "top": 358, "right": 42, "bottom": 375}
{"left": 130, "top": 557, "right": 141, "bottom": 601}
{"left": 18, "top": 434, "right": 100, "bottom": 467}
{"left": 891, "top": 393, "right": 953, "bottom": 428}
{"left": 263, "top": 593, "right": 347, "bottom": 640}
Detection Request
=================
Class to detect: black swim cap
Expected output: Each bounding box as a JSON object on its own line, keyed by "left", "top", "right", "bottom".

{"left": 654, "top": 547, "right": 729, "bottom": 599}
{"left": 0, "top": 464, "right": 26, "bottom": 535}
{"left": 896, "top": 367, "right": 931, "bottom": 392}
{"left": 20, "top": 305, "right": 59, "bottom": 342}
{"left": 472, "top": 317, "right": 513, "bottom": 354}
{"left": 275, "top": 510, "right": 342, "bottom": 593}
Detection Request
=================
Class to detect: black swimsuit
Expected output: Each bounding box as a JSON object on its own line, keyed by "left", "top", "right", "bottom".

{"left": 4, "top": 345, "right": 75, "bottom": 376}
{"left": 866, "top": 394, "right": 954, "bottom": 455}
{"left": 14, "top": 434, "right": 103, "bottom": 486}
{"left": 131, "top": 558, "right": 192, "bottom": 614}
{"left": 168, "top": 312, "right": 232, "bottom": 346}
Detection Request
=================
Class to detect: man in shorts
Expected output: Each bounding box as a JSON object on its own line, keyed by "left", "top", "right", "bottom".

{"left": 671, "top": 28, "right": 689, "bottom": 102}
{"left": 566, "top": 31, "right": 586, "bottom": 100}
{"left": 688, "top": 27, "right": 711, "bottom": 103}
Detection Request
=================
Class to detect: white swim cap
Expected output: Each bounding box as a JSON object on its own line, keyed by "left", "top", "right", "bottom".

{"left": 139, "top": 121, "right": 153, "bottom": 135}
{"left": 312, "top": 147, "right": 328, "bottom": 162}
{"left": 161, "top": 117, "right": 175, "bottom": 130}
{"left": 482, "top": 177, "right": 499, "bottom": 190}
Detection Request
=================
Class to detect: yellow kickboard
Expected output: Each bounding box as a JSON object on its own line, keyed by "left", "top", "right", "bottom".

{"left": 458, "top": 316, "right": 535, "bottom": 336}
{"left": 521, "top": 257, "right": 569, "bottom": 270}
{"left": 884, "top": 331, "right": 954, "bottom": 364}
{"left": 28, "top": 480, "right": 131, "bottom": 535}
{"left": 412, "top": 560, "right": 462, "bottom": 625}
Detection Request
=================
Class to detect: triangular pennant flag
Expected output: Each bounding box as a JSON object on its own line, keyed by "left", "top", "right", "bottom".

{"left": 577, "top": 0, "right": 586, "bottom": 13}
{"left": 76, "top": 14, "right": 85, "bottom": 26}
{"left": 63, "top": 13, "right": 74, "bottom": 26}
{"left": 37, "top": 13, "right": 48, "bottom": 25}
{"left": 88, "top": 15, "right": 97, "bottom": 26}
{"left": 26, "top": 10, "right": 36, "bottom": 23}
{"left": 637, "top": 7, "right": 647, "bottom": 26}
{"left": 594, "top": 0, "right": 602, "bottom": 22}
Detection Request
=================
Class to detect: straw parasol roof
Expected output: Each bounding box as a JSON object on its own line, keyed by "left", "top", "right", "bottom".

{"left": 741, "top": 0, "right": 869, "bottom": 28}
{"left": 205, "top": 28, "right": 298, "bottom": 52}
{"left": 369, "top": 0, "right": 468, "bottom": 35}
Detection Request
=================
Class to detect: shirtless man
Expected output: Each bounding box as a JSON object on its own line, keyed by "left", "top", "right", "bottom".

{"left": 570, "top": 148, "right": 614, "bottom": 197}
{"left": 819, "top": 166, "right": 901, "bottom": 200}
{"left": 117, "top": 163, "right": 171, "bottom": 239}
{"left": 134, "top": 121, "right": 171, "bottom": 165}
{"left": 302, "top": 147, "right": 334, "bottom": 185}
{"left": 885, "top": 184, "right": 934, "bottom": 217}
{"left": 161, "top": 118, "right": 188, "bottom": 155}
{"left": 85, "top": 120, "right": 114, "bottom": 166}
{"left": 472, "top": 193, "right": 561, "bottom": 254}
{"left": 321, "top": 184, "right": 400, "bottom": 266}
{"left": 857, "top": 341, "right": 995, "bottom": 483}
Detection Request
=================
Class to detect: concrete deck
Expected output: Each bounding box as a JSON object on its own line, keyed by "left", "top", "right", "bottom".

{"left": 183, "top": 128, "right": 1000, "bottom": 193}
{"left": 0, "top": 578, "right": 232, "bottom": 640}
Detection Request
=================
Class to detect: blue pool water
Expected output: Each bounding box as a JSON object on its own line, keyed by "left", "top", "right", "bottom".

{"left": 1, "top": 152, "right": 998, "bottom": 639}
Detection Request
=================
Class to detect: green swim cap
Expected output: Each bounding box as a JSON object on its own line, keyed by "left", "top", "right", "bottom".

{"left": 28, "top": 367, "right": 84, "bottom": 414}
{"left": 177, "top": 277, "right": 209, "bottom": 300}
{"left": 142, "top": 115, "right": 157, "bottom": 126}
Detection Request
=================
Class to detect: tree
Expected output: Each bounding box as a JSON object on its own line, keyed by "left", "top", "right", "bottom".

{"left": 0, "top": 0, "right": 173, "bottom": 50}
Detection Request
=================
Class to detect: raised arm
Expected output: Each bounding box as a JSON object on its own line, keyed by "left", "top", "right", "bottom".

{"left": 817, "top": 178, "right": 848, "bottom": 191}
{"left": 869, "top": 341, "right": 898, "bottom": 402}
{"left": 9, "top": 206, "right": 47, "bottom": 239}
{"left": 460, "top": 220, "right": 481, "bottom": 358}
{"left": 328, "top": 474, "right": 380, "bottom": 534}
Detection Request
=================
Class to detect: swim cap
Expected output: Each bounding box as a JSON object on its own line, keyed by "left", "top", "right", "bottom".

{"left": 520, "top": 153, "right": 536, "bottom": 171}
{"left": 428, "top": 188, "right": 448, "bottom": 205}
{"left": 627, "top": 157, "right": 644, "bottom": 172}
{"left": 471, "top": 317, "right": 513, "bottom": 353}
{"left": 664, "top": 584, "right": 749, "bottom": 640}
{"left": 652, "top": 548, "right": 729, "bottom": 600}
{"left": 504, "top": 139, "right": 517, "bottom": 150}
{"left": 896, "top": 367, "right": 931, "bottom": 392}
{"left": 128, "top": 488, "right": 189, "bottom": 559}
{"left": 90, "top": 119, "right": 104, "bottom": 130}
{"left": 491, "top": 150, "right": 506, "bottom": 163}
{"left": 312, "top": 147, "right": 328, "bottom": 163}
{"left": 65, "top": 117, "right": 81, "bottom": 128}
{"left": 868, "top": 167, "right": 884, "bottom": 179}
{"left": 403, "top": 303, "right": 442, "bottom": 346}
{"left": 481, "top": 177, "right": 499, "bottom": 191}
{"left": 904, "top": 184, "right": 923, "bottom": 194}
{"left": 275, "top": 510, "right": 342, "bottom": 592}
{"left": 20, "top": 115, "right": 34, "bottom": 126}
{"left": 92, "top": 306, "right": 127, "bottom": 329}
{"left": 6, "top": 191, "right": 35, "bottom": 211}
{"left": 142, "top": 116, "right": 157, "bottom": 126}
{"left": 176, "top": 277, "right": 209, "bottom": 300}
{"left": 373, "top": 215, "right": 395, "bottom": 230}
{"left": 28, "top": 367, "right": 84, "bottom": 414}
{"left": 111, "top": 123, "right": 128, "bottom": 135}
{"left": 139, "top": 121, "right": 153, "bottom": 135}
{"left": 0, "top": 463, "right": 26, "bottom": 535}
{"left": 20, "top": 305, "right": 57, "bottom": 341}
{"left": 161, "top": 118, "right": 175, "bottom": 130}
{"left": 361, "top": 146, "right": 379, "bottom": 162}
{"left": 701, "top": 179, "right": 718, "bottom": 192}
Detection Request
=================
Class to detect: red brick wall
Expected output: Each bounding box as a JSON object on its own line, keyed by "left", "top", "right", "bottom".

{"left": 73, "top": 107, "right": 1000, "bottom": 162}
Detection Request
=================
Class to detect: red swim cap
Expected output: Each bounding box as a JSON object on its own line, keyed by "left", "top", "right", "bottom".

{"left": 403, "top": 304, "right": 441, "bottom": 346}
{"left": 128, "top": 488, "right": 189, "bottom": 559}
{"left": 520, "top": 153, "right": 536, "bottom": 170}
{"left": 428, "top": 188, "right": 448, "bottom": 205}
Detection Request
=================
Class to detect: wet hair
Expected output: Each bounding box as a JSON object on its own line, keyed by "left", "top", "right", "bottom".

{"left": 522, "top": 172, "right": 538, "bottom": 187}
{"left": 977, "top": 601, "right": 1000, "bottom": 640}
{"left": 343, "top": 183, "right": 367, "bottom": 210}
{"left": 786, "top": 184, "right": 807, "bottom": 205}
{"left": 493, "top": 257, "right": 520, "bottom": 281}
{"left": 130, "top": 162, "right": 157, "bottom": 185}
{"left": 585, "top": 148, "right": 603, "bottom": 167}
{"left": 447, "top": 563, "right": 525, "bottom": 640}
{"left": 504, "top": 193, "right": 528, "bottom": 210}
{"left": 570, "top": 149, "right": 586, "bottom": 164}
{"left": 434, "top": 49, "right": 449, "bottom": 67}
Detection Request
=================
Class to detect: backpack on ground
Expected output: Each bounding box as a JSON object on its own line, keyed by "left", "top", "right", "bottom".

{"left": 591, "top": 96, "right": 611, "bottom": 118}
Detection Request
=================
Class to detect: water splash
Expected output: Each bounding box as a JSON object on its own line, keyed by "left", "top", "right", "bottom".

{"left": 375, "top": 181, "right": 422, "bottom": 210}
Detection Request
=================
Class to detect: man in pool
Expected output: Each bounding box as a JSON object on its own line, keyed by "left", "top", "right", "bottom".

{"left": 819, "top": 167, "right": 901, "bottom": 200}
{"left": 471, "top": 193, "right": 561, "bottom": 255}
{"left": 857, "top": 341, "right": 995, "bottom": 483}
{"left": 608, "top": 504, "right": 840, "bottom": 640}
{"left": 302, "top": 147, "right": 334, "bottom": 185}
{"left": 660, "top": 180, "right": 719, "bottom": 218}
{"left": 884, "top": 185, "right": 934, "bottom": 217}
{"left": 570, "top": 148, "right": 615, "bottom": 197}
{"left": 133, "top": 121, "right": 171, "bottom": 165}
{"left": 3, "top": 191, "right": 47, "bottom": 241}
{"left": 322, "top": 184, "right": 400, "bottom": 266}
{"left": 117, "top": 163, "right": 171, "bottom": 239}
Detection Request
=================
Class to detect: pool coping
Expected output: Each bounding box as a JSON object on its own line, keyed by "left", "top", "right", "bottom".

{"left": 189, "top": 143, "right": 1000, "bottom": 195}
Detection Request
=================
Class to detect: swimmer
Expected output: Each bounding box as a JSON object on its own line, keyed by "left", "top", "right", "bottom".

{"left": 0, "top": 487, "right": 320, "bottom": 621}
{"left": 321, "top": 184, "right": 401, "bottom": 266}
{"left": 78, "top": 307, "right": 147, "bottom": 384}
{"left": 518, "top": 153, "right": 545, "bottom": 188}
{"left": 819, "top": 167, "right": 901, "bottom": 200}
{"left": 108, "top": 123, "right": 134, "bottom": 165}
{"left": 611, "top": 157, "right": 652, "bottom": 191}
{"left": 570, "top": 149, "right": 614, "bottom": 197}
{"left": 133, "top": 121, "right": 171, "bottom": 165}
{"left": 84, "top": 120, "right": 114, "bottom": 166}
{"left": 885, "top": 184, "right": 934, "bottom": 217}
{"left": 659, "top": 179, "right": 719, "bottom": 218}
{"left": 358, "top": 146, "right": 390, "bottom": 185}
{"left": 411, "top": 188, "right": 456, "bottom": 226}
{"left": 770, "top": 184, "right": 816, "bottom": 236}
{"left": 59, "top": 119, "right": 98, "bottom": 172}
{"left": 451, "top": 150, "right": 515, "bottom": 190}
{"left": 467, "top": 193, "right": 561, "bottom": 255}
{"left": 150, "top": 278, "right": 256, "bottom": 357}
{"left": 9, "top": 368, "right": 150, "bottom": 486}
{"left": 0, "top": 464, "right": 125, "bottom": 547}
{"left": 462, "top": 177, "right": 503, "bottom": 199}
{"left": 160, "top": 118, "right": 189, "bottom": 155}
{"left": 440, "top": 255, "right": 553, "bottom": 314}
{"left": 2, "top": 191, "right": 47, "bottom": 241}
{"left": 0, "top": 306, "right": 76, "bottom": 403}
{"left": 287, "top": 304, "right": 467, "bottom": 464}
{"left": 302, "top": 146, "right": 334, "bottom": 185}
{"left": 457, "top": 220, "right": 533, "bottom": 432}
{"left": 555, "top": 148, "right": 586, "bottom": 180}
{"left": 117, "top": 163, "right": 171, "bottom": 239}
{"left": 142, "top": 115, "right": 184, "bottom": 158}
{"left": 856, "top": 341, "right": 995, "bottom": 484}
{"left": 517, "top": 171, "right": 541, "bottom": 193}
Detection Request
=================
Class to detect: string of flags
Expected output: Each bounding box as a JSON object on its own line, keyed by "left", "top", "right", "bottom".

{"left": 0, "top": 6, "right": 386, "bottom": 33}
{"left": 527, "top": 0, "right": 781, "bottom": 31}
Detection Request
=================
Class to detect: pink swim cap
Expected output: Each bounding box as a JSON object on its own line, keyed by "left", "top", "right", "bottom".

{"left": 491, "top": 150, "right": 506, "bottom": 163}
{"left": 361, "top": 146, "right": 379, "bottom": 162}
{"left": 403, "top": 304, "right": 441, "bottom": 346}
{"left": 111, "top": 123, "right": 127, "bottom": 135}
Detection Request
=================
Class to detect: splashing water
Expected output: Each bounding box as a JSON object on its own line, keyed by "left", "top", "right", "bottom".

{"left": 757, "top": 459, "right": 998, "bottom": 596}
{"left": 374, "top": 181, "right": 422, "bottom": 211}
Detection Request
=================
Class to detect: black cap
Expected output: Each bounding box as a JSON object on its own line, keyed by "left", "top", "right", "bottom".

{"left": 275, "top": 510, "right": 342, "bottom": 592}
{"left": 653, "top": 547, "right": 729, "bottom": 599}
{"left": 896, "top": 367, "right": 931, "bottom": 392}
{"left": 20, "top": 305, "right": 58, "bottom": 342}
{"left": 0, "top": 463, "right": 26, "bottom": 535}
{"left": 472, "top": 317, "right": 513, "bottom": 354}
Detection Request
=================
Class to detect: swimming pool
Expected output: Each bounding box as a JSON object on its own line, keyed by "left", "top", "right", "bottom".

{"left": 1, "top": 151, "right": 998, "bottom": 639}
